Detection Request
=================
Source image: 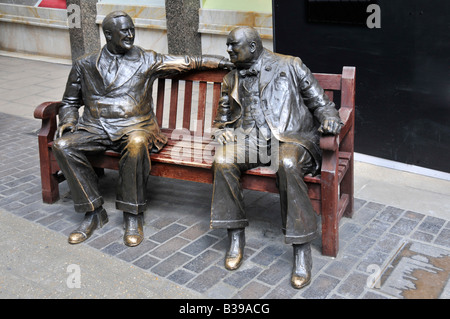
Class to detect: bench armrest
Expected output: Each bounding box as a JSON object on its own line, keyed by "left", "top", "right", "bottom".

{"left": 34, "top": 101, "right": 63, "bottom": 144}
{"left": 319, "top": 106, "right": 353, "bottom": 152}
{"left": 34, "top": 101, "right": 63, "bottom": 120}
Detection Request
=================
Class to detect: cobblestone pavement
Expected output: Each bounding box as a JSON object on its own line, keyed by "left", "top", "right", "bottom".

{"left": 0, "top": 55, "right": 449, "bottom": 299}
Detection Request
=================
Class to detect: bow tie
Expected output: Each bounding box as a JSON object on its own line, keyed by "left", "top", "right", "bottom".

{"left": 239, "top": 68, "right": 259, "bottom": 77}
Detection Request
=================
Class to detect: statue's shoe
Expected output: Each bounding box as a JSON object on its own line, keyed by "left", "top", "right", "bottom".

{"left": 123, "top": 212, "right": 144, "bottom": 247}
{"left": 291, "top": 243, "right": 312, "bottom": 289}
{"left": 68, "top": 208, "right": 108, "bottom": 244}
{"left": 225, "top": 228, "right": 245, "bottom": 270}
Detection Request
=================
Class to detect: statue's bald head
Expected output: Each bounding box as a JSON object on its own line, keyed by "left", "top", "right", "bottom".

{"left": 226, "top": 26, "right": 264, "bottom": 67}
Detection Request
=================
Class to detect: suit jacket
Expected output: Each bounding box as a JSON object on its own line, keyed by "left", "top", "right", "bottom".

{"left": 213, "top": 49, "right": 341, "bottom": 173}
{"left": 59, "top": 45, "right": 220, "bottom": 151}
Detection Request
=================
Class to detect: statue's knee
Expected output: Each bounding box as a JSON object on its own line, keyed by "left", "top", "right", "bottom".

{"left": 279, "top": 156, "right": 297, "bottom": 171}
{"left": 52, "top": 137, "right": 70, "bottom": 153}
{"left": 127, "top": 133, "right": 149, "bottom": 152}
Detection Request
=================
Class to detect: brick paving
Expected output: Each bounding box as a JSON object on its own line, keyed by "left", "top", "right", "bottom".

{"left": 0, "top": 55, "right": 449, "bottom": 299}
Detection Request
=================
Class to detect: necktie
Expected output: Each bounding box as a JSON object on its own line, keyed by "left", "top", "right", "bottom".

{"left": 105, "top": 56, "right": 119, "bottom": 85}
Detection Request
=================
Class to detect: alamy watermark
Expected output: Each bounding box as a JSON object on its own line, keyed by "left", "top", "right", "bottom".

{"left": 367, "top": 4, "right": 381, "bottom": 29}
{"left": 366, "top": 264, "right": 382, "bottom": 289}
{"left": 170, "top": 128, "right": 280, "bottom": 172}
{"left": 67, "top": 4, "right": 81, "bottom": 29}
{"left": 66, "top": 264, "right": 81, "bottom": 288}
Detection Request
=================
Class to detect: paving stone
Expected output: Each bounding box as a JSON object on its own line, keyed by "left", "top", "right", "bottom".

{"left": 250, "top": 244, "right": 285, "bottom": 266}
{"left": 133, "top": 254, "right": 160, "bottom": 270}
{"left": 116, "top": 240, "right": 159, "bottom": 262}
{"left": 418, "top": 216, "right": 446, "bottom": 234}
{"left": 22, "top": 209, "right": 48, "bottom": 222}
{"left": 149, "top": 215, "right": 180, "bottom": 229}
{"left": 301, "top": 274, "right": 340, "bottom": 299}
{"left": 435, "top": 228, "right": 450, "bottom": 249}
{"left": 353, "top": 198, "right": 367, "bottom": 213}
{"left": 204, "top": 281, "right": 237, "bottom": 299}
{"left": 151, "top": 252, "right": 193, "bottom": 277}
{"left": 324, "top": 255, "right": 358, "bottom": 278}
{"left": 179, "top": 221, "right": 210, "bottom": 240}
{"left": 264, "top": 277, "right": 299, "bottom": 299}
{"left": 344, "top": 235, "right": 377, "bottom": 257}
{"left": 362, "top": 219, "right": 391, "bottom": 239}
{"left": 223, "top": 265, "right": 264, "bottom": 288}
{"left": 47, "top": 219, "right": 73, "bottom": 232}
{"left": 87, "top": 228, "right": 122, "bottom": 250}
{"left": 232, "top": 281, "right": 271, "bottom": 299}
{"left": 374, "top": 233, "right": 403, "bottom": 254}
{"left": 183, "top": 250, "right": 222, "bottom": 273}
{"left": 377, "top": 206, "right": 404, "bottom": 223}
{"left": 257, "top": 259, "right": 291, "bottom": 285}
{"left": 410, "top": 230, "right": 435, "bottom": 243}
{"left": 149, "top": 223, "right": 187, "bottom": 243}
{"left": 101, "top": 242, "right": 128, "bottom": 256}
{"left": 338, "top": 222, "right": 363, "bottom": 241}
{"left": 336, "top": 272, "right": 368, "bottom": 298}
{"left": 167, "top": 269, "right": 196, "bottom": 285}
{"left": 35, "top": 211, "right": 65, "bottom": 226}
{"left": 403, "top": 210, "right": 425, "bottom": 222}
{"left": 186, "top": 266, "right": 229, "bottom": 293}
{"left": 365, "top": 202, "right": 386, "bottom": 211}
{"left": 182, "top": 235, "right": 219, "bottom": 256}
{"left": 356, "top": 249, "right": 390, "bottom": 273}
{"left": 389, "top": 217, "right": 420, "bottom": 236}
{"left": 149, "top": 236, "right": 190, "bottom": 259}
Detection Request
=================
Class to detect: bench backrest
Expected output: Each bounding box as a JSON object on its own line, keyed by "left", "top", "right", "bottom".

{"left": 154, "top": 68, "right": 351, "bottom": 136}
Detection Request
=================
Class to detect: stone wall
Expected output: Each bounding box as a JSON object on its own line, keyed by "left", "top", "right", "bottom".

{"left": 0, "top": 1, "right": 273, "bottom": 60}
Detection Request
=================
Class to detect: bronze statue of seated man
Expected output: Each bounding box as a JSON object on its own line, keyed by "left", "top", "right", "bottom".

{"left": 53, "top": 11, "right": 232, "bottom": 247}
{"left": 210, "top": 26, "right": 342, "bottom": 289}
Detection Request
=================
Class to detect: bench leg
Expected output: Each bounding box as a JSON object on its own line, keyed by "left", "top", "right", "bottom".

{"left": 341, "top": 158, "right": 354, "bottom": 218}
{"left": 38, "top": 145, "right": 60, "bottom": 204}
{"left": 41, "top": 171, "right": 60, "bottom": 204}
{"left": 321, "top": 207, "right": 339, "bottom": 257}
{"left": 320, "top": 151, "right": 340, "bottom": 257}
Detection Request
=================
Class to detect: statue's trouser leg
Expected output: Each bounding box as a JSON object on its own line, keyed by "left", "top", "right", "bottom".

{"left": 277, "top": 142, "right": 318, "bottom": 244}
{"left": 211, "top": 141, "right": 319, "bottom": 244}
{"left": 52, "top": 130, "right": 110, "bottom": 213}
{"left": 115, "top": 130, "right": 152, "bottom": 215}
{"left": 53, "top": 130, "right": 153, "bottom": 215}
{"left": 210, "top": 141, "right": 259, "bottom": 229}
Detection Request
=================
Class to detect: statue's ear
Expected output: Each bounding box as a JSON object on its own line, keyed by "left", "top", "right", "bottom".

{"left": 250, "top": 41, "right": 257, "bottom": 53}
{"left": 104, "top": 30, "right": 112, "bottom": 42}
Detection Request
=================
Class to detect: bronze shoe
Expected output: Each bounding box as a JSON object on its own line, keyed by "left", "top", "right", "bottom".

{"left": 291, "top": 243, "right": 312, "bottom": 289}
{"left": 225, "top": 228, "right": 245, "bottom": 270}
{"left": 123, "top": 212, "right": 144, "bottom": 247}
{"left": 68, "top": 208, "right": 108, "bottom": 244}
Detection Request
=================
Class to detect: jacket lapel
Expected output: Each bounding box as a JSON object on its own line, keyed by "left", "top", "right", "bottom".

{"left": 259, "top": 49, "right": 278, "bottom": 94}
{"left": 107, "top": 46, "right": 143, "bottom": 90}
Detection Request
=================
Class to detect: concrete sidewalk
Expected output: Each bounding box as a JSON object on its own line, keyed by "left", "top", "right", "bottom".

{"left": 0, "top": 53, "right": 449, "bottom": 299}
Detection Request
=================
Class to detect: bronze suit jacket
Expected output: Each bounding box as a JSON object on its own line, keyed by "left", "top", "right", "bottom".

{"left": 59, "top": 45, "right": 216, "bottom": 151}
{"left": 213, "top": 49, "right": 341, "bottom": 173}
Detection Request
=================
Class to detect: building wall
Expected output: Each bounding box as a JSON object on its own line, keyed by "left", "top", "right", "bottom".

{"left": 0, "top": 0, "right": 273, "bottom": 60}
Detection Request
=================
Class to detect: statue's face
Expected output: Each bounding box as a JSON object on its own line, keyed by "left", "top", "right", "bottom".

{"left": 226, "top": 29, "right": 255, "bottom": 66}
{"left": 105, "top": 15, "right": 135, "bottom": 54}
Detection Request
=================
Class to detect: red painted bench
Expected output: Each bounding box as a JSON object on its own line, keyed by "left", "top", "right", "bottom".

{"left": 34, "top": 66, "right": 356, "bottom": 257}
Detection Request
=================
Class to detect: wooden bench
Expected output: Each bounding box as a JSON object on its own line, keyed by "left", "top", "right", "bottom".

{"left": 34, "top": 66, "right": 356, "bottom": 257}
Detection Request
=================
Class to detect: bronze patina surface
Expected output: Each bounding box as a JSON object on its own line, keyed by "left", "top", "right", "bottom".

{"left": 210, "top": 26, "right": 342, "bottom": 289}
{"left": 53, "top": 11, "right": 231, "bottom": 247}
